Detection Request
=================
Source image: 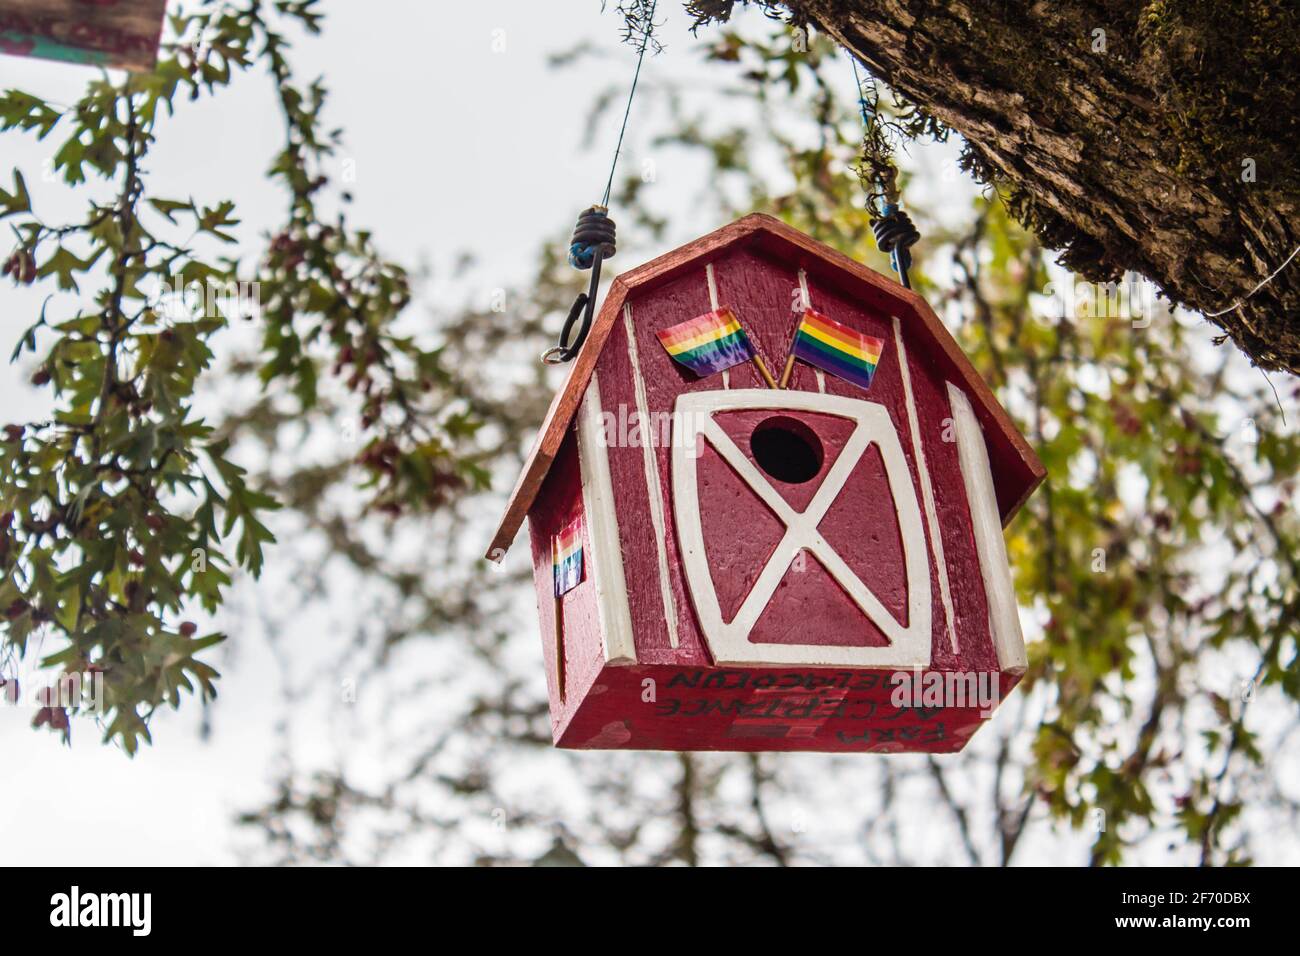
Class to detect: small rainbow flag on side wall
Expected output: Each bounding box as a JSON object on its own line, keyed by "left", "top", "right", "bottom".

{"left": 791, "top": 309, "right": 885, "bottom": 390}
{"left": 657, "top": 307, "right": 756, "bottom": 378}
{"left": 552, "top": 514, "right": 584, "bottom": 597}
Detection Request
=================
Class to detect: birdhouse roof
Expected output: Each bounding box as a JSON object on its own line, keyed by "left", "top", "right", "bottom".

{"left": 487, "top": 213, "right": 1044, "bottom": 559}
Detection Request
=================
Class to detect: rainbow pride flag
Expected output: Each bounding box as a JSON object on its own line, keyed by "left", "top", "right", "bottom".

{"left": 657, "top": 307, "right": 755, "bottom": 378}
{"left": 791, "top": 309, "right": 885, "bottom": 390}
{"left": 552, "top": 514, "right": 584, "bottom": 597}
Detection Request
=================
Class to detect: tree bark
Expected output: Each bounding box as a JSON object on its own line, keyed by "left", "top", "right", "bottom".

{"left": 692, "top": 1, "right": 1300, "bottom": 374}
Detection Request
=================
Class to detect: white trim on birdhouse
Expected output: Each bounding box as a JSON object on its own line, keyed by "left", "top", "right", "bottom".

{"left": 706, "top": 262, "right": 721, "bottom": 310}
{"left": 894, "top": 315, "right": 959, "bottom": 656}
{"left": 621, "top": 302, "right": 681, "bottom": 649}
{"left": 577, "top": 371, "right": 637, "bottom": 664}
{"left": 670, "top": 389, "right": 932, "bottom": 668}
{"left": 947, "top": 382, "right": 1028, "bottom": 674}
{"left": 798, "top": 269, "right": 812, "bottom": 311}
{"left": 798, "top": 271, "right": 827, "bottom": 392}
{"left": 706, "top": 264, "right": 731, "bottom": 390}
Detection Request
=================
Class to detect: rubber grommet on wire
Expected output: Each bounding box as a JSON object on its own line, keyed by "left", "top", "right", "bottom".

{"left": 872, "top": 207, "right": 920, "bottom": 257}
{"left": 568, "top": 206, "right": 617, "bottom": 270}
{"left": 872, "top": 204, "right": 920, "bottom": 288}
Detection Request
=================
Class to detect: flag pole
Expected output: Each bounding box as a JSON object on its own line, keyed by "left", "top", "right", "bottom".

{"left": 752, "top": 354, "right": 778, "bottom": 390}
{"left": 778, "top": 305, "right": 805, "bottom": 388}
{"left": 780, "top": 286, "right": 811, "bottom": 389}
{"left": 778, "top": 352, "right": 796, "bottom": 389}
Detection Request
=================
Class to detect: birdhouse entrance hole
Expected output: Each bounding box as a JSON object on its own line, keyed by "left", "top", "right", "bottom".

{"left": 751, "top": 416, "right": 822, "bottom": 484}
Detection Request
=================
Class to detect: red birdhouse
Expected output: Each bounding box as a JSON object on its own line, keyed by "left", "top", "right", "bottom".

{"left": 0, "top": 0, "right": 167, "bottom": 72}
{"left": 488, "top": 214, "right": 1044, "bottom": 753}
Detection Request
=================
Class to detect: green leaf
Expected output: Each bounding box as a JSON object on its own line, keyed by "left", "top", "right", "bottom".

{"left": 0, "top": 90, "right": 61, "bottom": 138}
{"left": 0, "top": 169, "right": 30, "bottom": 218}
{"left": 148, "top": 197, "right": 194, "bottom": 223}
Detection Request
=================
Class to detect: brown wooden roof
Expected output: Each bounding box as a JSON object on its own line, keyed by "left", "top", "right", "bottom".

{"left": 486, "top": 213, "right": 1045, "bottom": 559}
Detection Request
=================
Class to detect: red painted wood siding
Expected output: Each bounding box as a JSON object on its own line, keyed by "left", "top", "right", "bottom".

{"left": 593, "top": 243, "right": 997, "bottom": 673}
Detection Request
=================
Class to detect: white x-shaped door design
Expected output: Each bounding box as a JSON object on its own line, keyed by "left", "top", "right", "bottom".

{"left": 671, "top": 389, "right": 932, "bottom": 668}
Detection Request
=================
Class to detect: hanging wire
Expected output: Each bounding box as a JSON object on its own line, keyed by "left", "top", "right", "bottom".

{"left": 847, "top": 50, "right": 920, "bottom": 289}
{"left": 848, "top": 53, "right": 892, "bottom": 213}
{"left": 601, "top": 0, "right": 659, "bottom": 208}
{"left": 543, "top": 1, "right": 660, "bottom": 364}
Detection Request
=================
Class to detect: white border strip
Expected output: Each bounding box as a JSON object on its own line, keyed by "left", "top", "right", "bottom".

{"left": 948, "top": 382, "right": 1027, "bottom": 672}
{"left": 577, "top": 371, "right": 637, "bottom": 663}
{"left": 894, "top": 315, "right": 959, "bottom": 656}
{"left": 707, "top": 264, "right": 730, "bottom": 390}
{"left": 796, "top": 270, "right": 825, "bottom": 391}
{"left": 623, "top": 302, "right": 681, "bottom": 648}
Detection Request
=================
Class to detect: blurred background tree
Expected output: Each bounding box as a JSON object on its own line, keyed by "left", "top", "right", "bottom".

{"left": 687, "top": 0, "right": 1300, "bottom": 378}
{"left": 2, "top": 2, "right": 1297, "bottom": 864}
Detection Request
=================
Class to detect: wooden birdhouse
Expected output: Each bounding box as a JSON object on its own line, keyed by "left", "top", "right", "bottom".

{"left": 488, "top": 214, "right": 1044, "bottom": 753}
{"left": 0, "top": 0, "right": 168, "bottom": 72}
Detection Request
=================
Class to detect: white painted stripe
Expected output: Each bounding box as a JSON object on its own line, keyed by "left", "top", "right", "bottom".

{"left": 623, "top": 302, "right": 681, "bottom": 649}
{"left": 796, "top": 270, "right": 819, "bottom": 391}
{"left": 947, "top": 382, "right": 1027, "bottom": 673}
{"left": 707, "top": 264, "right": 730, "bottom": 390}
{"left": 894, "top": 315, "right": 959, "bottom": 656}
{"left": 577, "top": 371, "right": 637, "bottom": 663}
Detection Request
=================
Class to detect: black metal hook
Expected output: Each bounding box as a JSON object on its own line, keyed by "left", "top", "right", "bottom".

{"left": 543, "top": 207, "right": 617, "bottom": 364}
